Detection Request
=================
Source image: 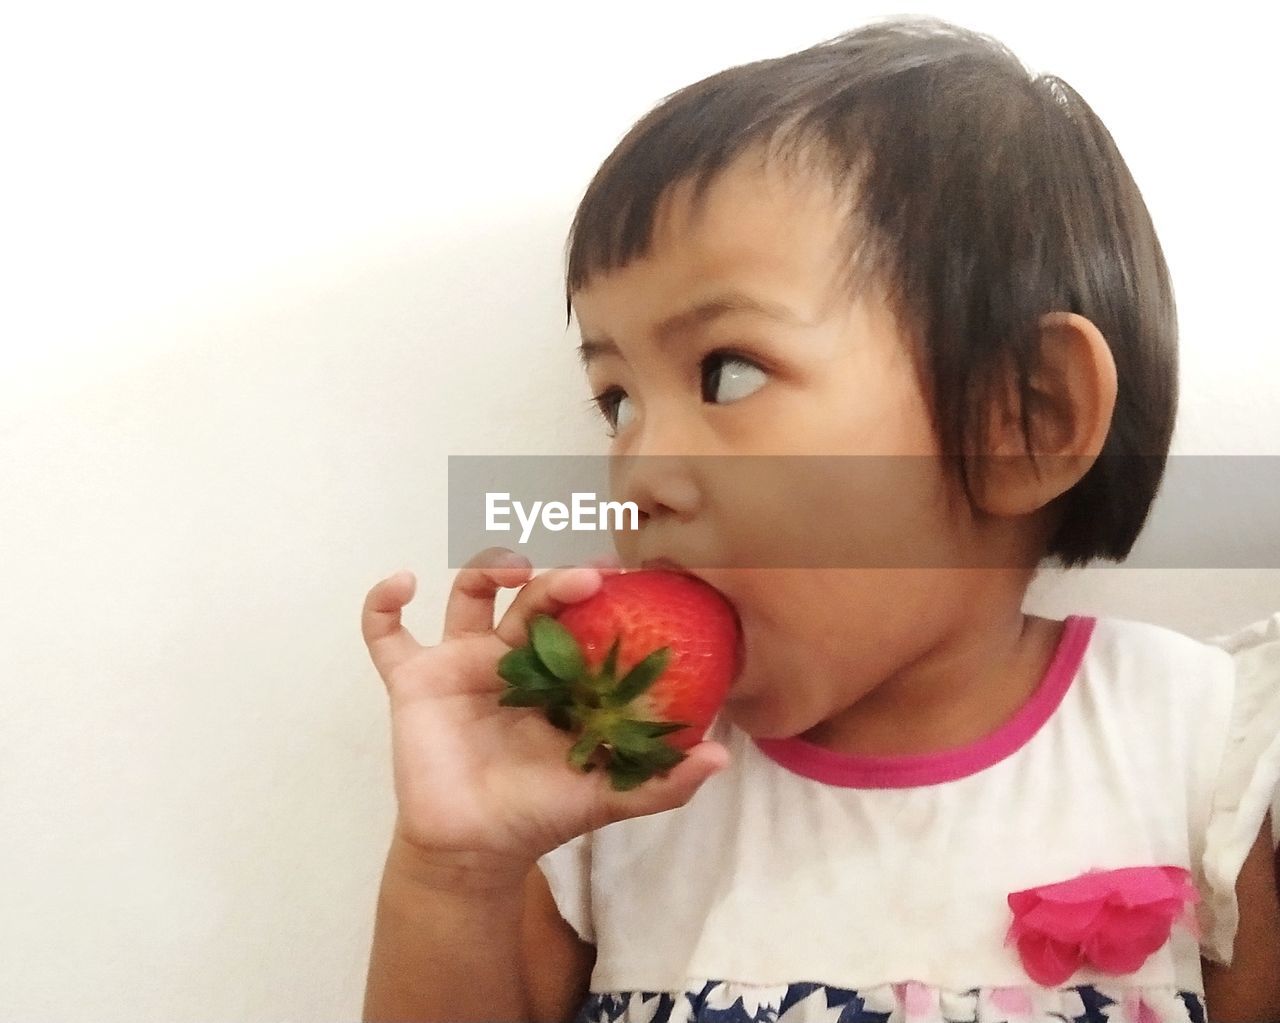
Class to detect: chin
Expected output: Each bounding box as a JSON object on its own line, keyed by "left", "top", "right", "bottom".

{"left": 720, "top": 694, "right": 808, "bottom": 741}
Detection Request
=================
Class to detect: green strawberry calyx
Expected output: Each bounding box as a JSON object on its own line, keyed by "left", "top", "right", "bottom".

{"left": 496, "top": 613, "right": 691, "bottom": 792}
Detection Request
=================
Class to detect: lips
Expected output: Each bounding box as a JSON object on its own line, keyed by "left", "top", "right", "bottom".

{"left": 641, "top": 556, "right": 699, "bottom": 577}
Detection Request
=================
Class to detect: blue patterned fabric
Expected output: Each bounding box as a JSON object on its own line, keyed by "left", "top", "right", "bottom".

{"left": 571, "top": 980, "right": 1207, "bottom": 1023}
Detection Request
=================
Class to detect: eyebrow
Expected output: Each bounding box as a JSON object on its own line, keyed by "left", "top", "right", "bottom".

{"left": 576, "top": 291, "right": 804, "bottom": 367}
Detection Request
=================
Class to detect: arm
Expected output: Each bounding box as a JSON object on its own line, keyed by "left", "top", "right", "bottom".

{"left": 362, "top": 840, "right": 597, "bottom": 1023}
{"left": 362, "top": 836, "right": 532, "bottom": 1023}
{"left": 522, "top": 864, "right": 596, "bottom": 1023}
{"left": 1201, "top": 812, "right": 1280, "bottom": 1023}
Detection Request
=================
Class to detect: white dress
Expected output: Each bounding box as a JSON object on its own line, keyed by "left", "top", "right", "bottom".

{"left": 537, "top": 612, "right": 1280, "bottom": 1023}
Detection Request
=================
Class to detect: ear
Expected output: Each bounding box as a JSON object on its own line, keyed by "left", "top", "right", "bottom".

{"left": 974, "top": 312, "right": 1118, "bottom": 518}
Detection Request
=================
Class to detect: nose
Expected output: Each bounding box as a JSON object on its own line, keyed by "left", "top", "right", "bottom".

{"left": 613, "top": 455, "right": 700, "bottom": 528}
{"left": 609, "top": 402, "right": 702, "bottom": 528}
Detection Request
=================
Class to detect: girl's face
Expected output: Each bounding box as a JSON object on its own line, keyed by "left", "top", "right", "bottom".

{"left": 571, "top": 154, "right": 1010, "bottom": 739}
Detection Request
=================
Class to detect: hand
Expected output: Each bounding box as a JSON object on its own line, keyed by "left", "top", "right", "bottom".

{"left": 361, "top": 547, "right": 730, "bottom": 889}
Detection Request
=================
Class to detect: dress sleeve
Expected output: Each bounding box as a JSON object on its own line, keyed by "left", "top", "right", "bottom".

{"left": 1198, "top": 611, "right": 1280, "bottom": 964}
{"left": 536, "top": 831, "right": 595, "bottom": 945}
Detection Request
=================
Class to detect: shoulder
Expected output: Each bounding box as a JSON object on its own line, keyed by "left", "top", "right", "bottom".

{"left": 1079, "top": 615, "right": 1236, "bottom": 713}
{"left": 1056, "top": 616, "right": 1241, "bottom": 850}
{"left": 1085, "top": 614, "right": 1235, "bottom": 678}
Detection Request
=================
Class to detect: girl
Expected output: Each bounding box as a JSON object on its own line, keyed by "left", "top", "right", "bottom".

{"left": 360, "top": 16, "right": 1280, "bottom": 1023}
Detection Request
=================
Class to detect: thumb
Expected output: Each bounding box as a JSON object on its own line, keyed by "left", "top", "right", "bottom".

{"left": 594, "top": 741, "right": 731, "bottom": 824}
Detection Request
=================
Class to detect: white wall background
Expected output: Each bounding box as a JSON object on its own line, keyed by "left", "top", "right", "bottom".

{"left": 1, "top": 1, "right": 1276, "bottom": 1019}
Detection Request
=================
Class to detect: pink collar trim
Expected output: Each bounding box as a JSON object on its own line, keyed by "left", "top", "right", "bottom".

{"left": 751, "top": 615, "right": 1096, "bottom": 789}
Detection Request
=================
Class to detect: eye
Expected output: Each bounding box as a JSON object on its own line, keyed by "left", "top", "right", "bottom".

{"left": 587, "top": 386, "right": 634, "bottom": 436}
{"left": 702, "top": 350, "right": 768, "bottom": 405}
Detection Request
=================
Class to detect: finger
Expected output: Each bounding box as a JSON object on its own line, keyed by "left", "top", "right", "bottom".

{"left": 362, "top": 571, "right": 425, "bottom": 679}
{"left": 442, "top": 547, "right": 534, "bottom": 641}
{"left": 592, "top": 741, "right": 731, "bottom": 825}
{"left": 493, "top": 565, "right": 606, "bottom": 647}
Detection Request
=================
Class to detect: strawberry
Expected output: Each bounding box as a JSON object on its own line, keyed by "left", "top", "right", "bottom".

{"left": 496, "top": 569, "right": 741, "bottom": 791}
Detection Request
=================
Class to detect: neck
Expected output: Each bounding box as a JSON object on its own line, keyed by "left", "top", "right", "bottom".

{"left": 798, "top": 576, "right": 1064, "bottom": 757}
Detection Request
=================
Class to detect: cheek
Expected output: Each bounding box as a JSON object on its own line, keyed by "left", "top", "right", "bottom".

{"left": 726, "top": 637, "right": 851, "bottom": 740}
{"left": 726, "top": 573, "right": 857, "bottom": 706}
{"left": 710, "top": 456, "right": 958, "bottom": 574}
{"left": 723, "top": 570, "right": 948, "bottom": 730}
{"left": 806, "top": 339, "right": 940, "bottom": 451}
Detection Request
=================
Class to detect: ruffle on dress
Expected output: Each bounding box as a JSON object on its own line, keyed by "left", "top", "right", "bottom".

{"left": 1199, "top": 610, "right": 1280, "bottom": 964}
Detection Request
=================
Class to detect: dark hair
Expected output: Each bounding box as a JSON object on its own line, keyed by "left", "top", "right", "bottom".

{"left": 563, "top": 15, "right": 1178, "bottom": 569}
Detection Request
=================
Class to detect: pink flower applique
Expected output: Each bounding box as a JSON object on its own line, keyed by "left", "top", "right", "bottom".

{"left": 1006, "top": 865, "right": 1200, "bottom": 985}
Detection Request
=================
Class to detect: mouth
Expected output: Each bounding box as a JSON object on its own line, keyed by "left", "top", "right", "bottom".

{"left": 640, "top": 556, "right": 700, "bottom": 578}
